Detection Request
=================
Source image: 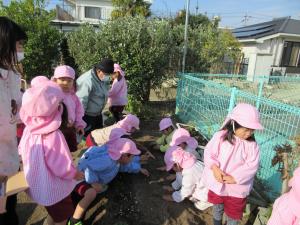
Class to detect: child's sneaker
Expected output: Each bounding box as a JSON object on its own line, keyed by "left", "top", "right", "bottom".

{"left": 194, "top": 201, "right": 213, "bottom": 210}
{"left": 189, "top": 196, "right": 198, "bottom": 203}
{"left": 68, "top": 220, "right": 83, "bottom": 225}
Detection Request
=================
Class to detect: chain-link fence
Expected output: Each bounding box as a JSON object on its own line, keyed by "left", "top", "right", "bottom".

{"left": 176, "top": 74, "right": 300, "bottom": 196}
{"left": 178, "top": 73, "right": 300, "bottom": 107}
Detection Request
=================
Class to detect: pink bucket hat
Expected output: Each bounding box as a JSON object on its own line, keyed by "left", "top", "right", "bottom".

{"left": 20, "top": 81, "right": 64, "bottom": 134}
{"left": 30, "top": 76, "right": 49, "bottom": 88}
{"left": 53, "top": 65, "right": 75, "bottom": 80}
{"left": 118, "top": 114, "right": 140, "bottom": 132}
{"left": 108, "top": 138, "right": 141, "bottom": 160}
{"left": 221, "top": 103, "right": 263, "bottom": 130}
{"left": 287, "top": 167, "right": 300, "bottom": 216}
{"left": 159, "top": 118, "right": 174, "bottom": 131}
{"left": 170, "top": 128, "right": 198, "bottom": 149}
{"left": 164, "top": 146, "right": 196, "bottom": 171}
{"left": 108, "top": 128, "right": 128, "bottom": 143}
{"left": 114, "top": 64, "right": 125, "bottom": 77}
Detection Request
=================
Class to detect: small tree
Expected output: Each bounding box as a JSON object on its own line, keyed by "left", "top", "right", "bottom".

{"left": 0, "top": 0, "right": 61, "bottom": 81}
{"left": 173, "top": 10, "right": 211, "bottom": 29}
{"left": 67, "top": 17, "right": 174, "bottom": 102}
{"left": 111, "top": 0, "right": 151, "bottom": 19}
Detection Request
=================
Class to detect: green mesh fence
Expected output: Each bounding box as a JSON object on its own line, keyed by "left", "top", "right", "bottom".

{"left": 178, "top": 73, "right": 300, "bottom": 107}
{"left": 176, "top": 74, "right": 300, "bottom": 195}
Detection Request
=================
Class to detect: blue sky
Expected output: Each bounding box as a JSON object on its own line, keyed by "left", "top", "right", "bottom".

{"left": 150, "top": 0, "right": 300, "bottom": 28}
{"left": 3, "top": 0, "right": 300, "bottom": 28}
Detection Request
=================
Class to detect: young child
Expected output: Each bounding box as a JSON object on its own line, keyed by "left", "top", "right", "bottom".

{"left": 153, "top": 117, "right": 176, "bottom": 152}
{"left": 86, "top": 114, "right": 139, "bottom": 147}
{"left": 170, "top": 128, "right": 200, "bottom": 159}
{"left": 108, "top": 64, "right": 128, "bottom": 122}
{"left": 52, "top": 65, "right": 86, "bottom": 152}
{"left": 203, "top": 103, "right": 263, "bottom": 225}
{"left": 30, "top": 75, "right": 49, "bottom": 87}
{"left": 158, "top": 127, "right": 201, "bottom": 188}
{"left": 162, "top": 147, "right": 212, "bottom": 210}
{"left": 16, "top": 76, "right": 49, "bottom": 143}
{"left": 70, "top": 136, "right": 146, "bottom": 225}
{"left": 267, "top": 167, "right": 300, "bottom": 225}
{"left": 18, "top": 80, "right": 84, "bottom": 225}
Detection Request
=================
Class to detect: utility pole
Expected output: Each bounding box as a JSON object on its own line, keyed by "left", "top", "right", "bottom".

{"left": 242, "top": 13, "right": 251, "bottom": 26}
{"left": 182, "top": 0, "right": 190, "bottom": 73}
{"left": 195, "top": 0, "right": 199, "bottom": 15}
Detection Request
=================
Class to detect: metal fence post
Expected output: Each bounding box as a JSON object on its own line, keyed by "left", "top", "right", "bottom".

{"left": 256, "top": 79, "right": 264, "bottom": 110}
{"left": 228, "top": 87, "right": 237, "bottom": 113}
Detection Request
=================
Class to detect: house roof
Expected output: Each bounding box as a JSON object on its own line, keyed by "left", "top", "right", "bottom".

{"left": 232, "top": 17, "right": 300, "bottom": 40}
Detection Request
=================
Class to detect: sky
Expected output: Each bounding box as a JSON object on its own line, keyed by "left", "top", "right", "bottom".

{"left": 150, "top": 0, "right": 300, "bottom": 28}
{"left": 3, "top": 0, "right": 300, "bottom": 28}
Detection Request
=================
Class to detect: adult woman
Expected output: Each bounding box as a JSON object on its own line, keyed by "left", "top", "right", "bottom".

{"left": 0, "top": 16, "right": 27, "bottom": 225}
{"left": 76, "top": 58, "right": 114, "bottom": 135}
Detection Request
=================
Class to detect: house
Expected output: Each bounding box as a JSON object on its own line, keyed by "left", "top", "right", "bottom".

{"left": 51, "top": 0, "right": 113, "bottom": 32}
{"left": 51, "top": 0, "right": 152, "bottom": 32}
{"left": 232, "top": 17, "right": 300, "bottom": 81}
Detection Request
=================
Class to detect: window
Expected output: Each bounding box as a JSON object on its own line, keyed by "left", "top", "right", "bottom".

{"left": 85, "top": 6, "right": 101, "bottom": 19}
{"left": 239, "top": 57, "right": 249, "bottom": 75}
{"left": 281, "top": 41, "right": 300, "bottom": 67}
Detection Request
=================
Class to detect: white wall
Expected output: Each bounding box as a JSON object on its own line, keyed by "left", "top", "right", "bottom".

{"left": 241, "top": 39, "right": 276, "bottom": 80}
{"left": 74, "top": 0, "right": 113, "bottom": 21}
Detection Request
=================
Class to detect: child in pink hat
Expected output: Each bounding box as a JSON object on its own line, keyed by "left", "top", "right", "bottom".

{"left": 267, "top": 167, "right": 300, "bottom": 225}
{"left": 86, "top": 114, "right": 140, "bottom": 147}
{"left": 152, "top": 117, "right": 176, "bottom": 152}
{"left": 30, "top": 75, "right": 49, "bottom": 87}
{"left": 70, "top": 135, "right": 147, "bottom": 225}
{"left": 18, "top": 80, "right": 84, "bottom": 225}
{"left": 159, "top": 128, "right": 202, "bottom": 201}
{"left": 170, "top": 128, "right": 200, "bottom": 159}
{"left": 108, "top": 64, "right": 128, "bottom": 122}
{"left": 162, "top": 147, "right": 212, "bottom": 210}
{"left": 16, "top": 76, "right": 49, "bottom": 143}
{"left": 202, "top": 103, "right": 263, "bottom": 225}
{"left": 52, "top": 65, "right": 86, "bottom": 152}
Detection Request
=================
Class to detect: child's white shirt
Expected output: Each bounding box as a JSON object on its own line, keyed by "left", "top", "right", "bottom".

{"left": 172, "top": 161, "right": 207, "bottom": 203}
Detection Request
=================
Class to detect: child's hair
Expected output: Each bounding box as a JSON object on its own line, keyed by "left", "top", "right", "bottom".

{"left": 59, "top": 102, "right": 69, "bottom": 131}
{"left": 222, "top": 120, "right": 256, "bottom": 144}
{"left": 0, "top": 17, "right": 27, "bottom": 71}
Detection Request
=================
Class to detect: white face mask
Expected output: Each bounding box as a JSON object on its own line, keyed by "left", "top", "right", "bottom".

{"left": 101, "top": 75, "right": 110, "bottom": 82}
{"left": 17, "top": 52, "right": 25, "bottom": 62}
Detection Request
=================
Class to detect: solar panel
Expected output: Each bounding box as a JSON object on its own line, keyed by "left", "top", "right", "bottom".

{"left": 233, "top": 24, "right": 274, "bottom": 33}
{"left": 233, "top": 27, "right": 274, "bottom": 38}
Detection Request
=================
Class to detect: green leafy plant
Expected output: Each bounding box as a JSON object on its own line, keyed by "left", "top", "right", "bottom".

{"left": 68, "top": 17, "right": 174, "bottom": 102}
{"left": 111, "top": 0, "right": 151, "bottom": 19}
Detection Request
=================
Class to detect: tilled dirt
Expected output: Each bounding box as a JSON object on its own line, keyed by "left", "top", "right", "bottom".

{"left": 16, "top": 119, "right": 251, "bottom": 225}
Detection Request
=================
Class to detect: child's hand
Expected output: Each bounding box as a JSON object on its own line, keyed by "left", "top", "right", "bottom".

{"left": 140, "top": 151, "right": 156, "bottom": 161}
{"left": 223, "top": 175, "right": 236, "bottom": 184}
{"left": 163, "top": 185, "right": 174, "bottom": 192}
{"left": 211, "top": 165, "right": 225, "bottom": 183}
{"left": 162, "top": 194, "right": 174, "bottom": 202}
{"left": 145, "top": 150, "right": 156, "bottom": 159}
{"left": 140, "top": 168, "right": 150, "bottom": 177}
{"left": 74, "top": 171, "right": 85, "bottom": 181}
{"left": 156, "top": 166, "right": 166, "bottom": 171}
{"left": 91, "top": 183, "right": 103, "bottom": 193}
{"left": 166, "top": 174, "right": 176, "bottom": 181}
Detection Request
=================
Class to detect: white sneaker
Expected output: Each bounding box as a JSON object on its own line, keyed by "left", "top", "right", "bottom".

{"left": 194, "top": 201, "right": 213, "bottom": 210}
{"left": 189, "top": 197, "right": 198, "bottom": 203}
